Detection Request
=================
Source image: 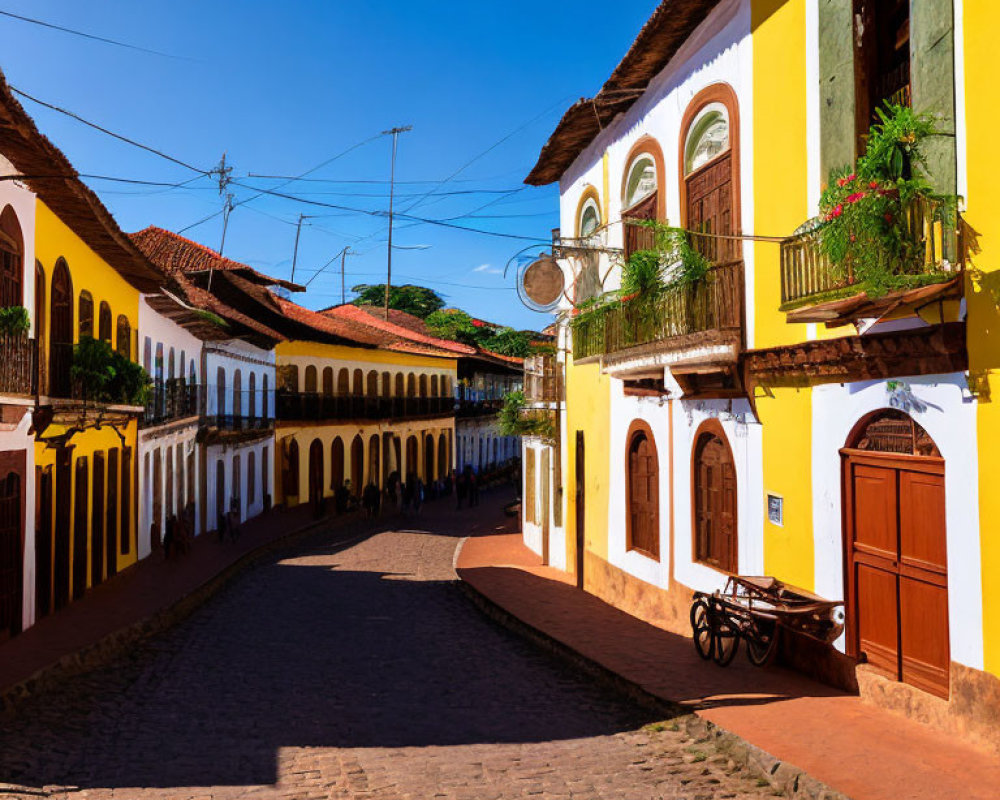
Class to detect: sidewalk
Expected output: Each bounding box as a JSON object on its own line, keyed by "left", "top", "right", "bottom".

{"left": 0, "top": 503, "right": 368, "bottom": 708}
{"left": 457, "top": 533, "right": 1000, "bottom": 800}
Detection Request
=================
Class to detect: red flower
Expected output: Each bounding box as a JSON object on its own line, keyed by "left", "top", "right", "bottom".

{"left": 825, "top": 204, "right": 844, "bottom": 221}
{"left": 850, "top": 234, "right": 857, "bottom": 243}
{"left": 845, "top": 191, "right": 866, "bottom": 204}
{"left": 869, "top": 181, "right": 879, "bottom": 190}
{"left": 884, "top": 213, "right": 894, "bottom": 224}
{"left": 471, "top": 319, "right": 484, "bottom": 327}
{"left": 837, "top": 173, "right": 857, "bottom": 188}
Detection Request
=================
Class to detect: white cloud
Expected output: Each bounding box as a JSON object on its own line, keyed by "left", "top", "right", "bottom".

{"left": 472, "top": 263, "right": 502, "bottom": 274}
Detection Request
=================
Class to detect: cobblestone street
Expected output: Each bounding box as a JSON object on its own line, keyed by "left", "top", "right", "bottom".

{"left": 0, "top": 500, "right": 775, "bottom": 800}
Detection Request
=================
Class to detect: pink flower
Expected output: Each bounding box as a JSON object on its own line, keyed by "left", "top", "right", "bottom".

{"left": 837, "top": 173, "right": 857, "bottom": 188}
{"left": 845, "top": 192, "right": 866, "bottom": 204}
{"left": 869, "top": 181, "right": 879, "bottom": 190}
{"left": 825, "top": 204, "right": 844, "bottom": 221}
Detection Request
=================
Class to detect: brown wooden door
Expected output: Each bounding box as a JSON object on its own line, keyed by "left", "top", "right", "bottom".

{"left": 331, "top": 438, "right": 345, "bottom": 491}
{"left": 35, "top": 467, "right": 52, "bottom": 618}
{"left": 91, "top": 452, "right": 105, "bottom": 586}
{"left": 846, "top": 453, "right": 949, "bottom": 697}
{"left": 686, "top": 152, "right": 736, "bottom": 263}
{"left": 627, "top": 430, "right": 659, "bottom": 558}
{"left": 105, "top": 449, "right": 118, "bottom": 578}
{"left": 308, "top": 439, "right": 324, "bottom": 515}
{"left": 49, "top": 260, "right": 73, "bottom": 397}
{"left": 694, "top": 431, "right": 737, "bottom": 572}
{"left": 623, "top": 193, "right": 657, "bottom": 260}
{"left": 351, "top": 436, "right": 364, "bottom": 496}
{"left": 0, "top": 472, "right": 22, "bottom": 640}
{"left": 575, "top": 432, "right": 585, "bottom": 588}
{"left": 71, "top": 458, "right": 88, "bottom": 600}
{"left": 53, "top": 449, "right": 72, "bottom": 610}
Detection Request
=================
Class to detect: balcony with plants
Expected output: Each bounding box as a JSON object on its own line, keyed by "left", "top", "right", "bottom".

{"left": 0, "top": 306, "right": 36, "bottom": 397}
{"left": 522, "top": 354, "right": 562, "bottom": 407}
{"left": 779, "top": 105, "right": 966, "bottom": 324}
{"left": 570, "top": 222, "right": 744, "bottom": 367}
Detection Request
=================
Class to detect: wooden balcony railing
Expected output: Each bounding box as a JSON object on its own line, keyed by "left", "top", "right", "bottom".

{"left": 142, "top": 380, "right": 200, "bottom": 426}
{"left": 523, "top": 355, "right": 562, "bottom": 404}
{"left": 780, "top": 197, "right": 964, "bottom": 309}
{"left": 572, "top": 260, "right": 744, "bottom": 360}
{"left": 0, "top": 334, "right": 36, "bottom": 396}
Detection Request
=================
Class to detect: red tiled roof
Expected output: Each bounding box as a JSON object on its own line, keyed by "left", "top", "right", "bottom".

{"left": 323, "top": 304, "right": 476, "bottom": 358}
{"left": 130, "top": 226, "right": 303, "bottom": 291}
{"left": 272, "top": 297, "right": 386, "bottom": 347}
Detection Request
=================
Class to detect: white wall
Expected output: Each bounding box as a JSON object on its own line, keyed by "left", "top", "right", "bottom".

{"left": 456, "top": 416, "right": 518, "bottom": 472}
{"left": 810, "top": 373, "right": 983, "bottom": 669}
{"left": 522, "top": 438, "right": 567, "bottom": 571}
{"left": 205, "top": 436, "right": 273, "bottom": 530}
{"left": 137, "top": 424, "right": 200, "bottom": 558}
{"left": 0, "top": 158, "right": 37, "bottom": 328}
{"left": 205, "top": 341, "right": 275, "bottom": 418}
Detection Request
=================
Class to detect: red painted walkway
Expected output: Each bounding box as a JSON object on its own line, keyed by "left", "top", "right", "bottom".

{"left": 457, "top": 533, "right": 1000, "bottom": 800}
{"left": 0, "top": 503, "right": 362, "bottom": 701}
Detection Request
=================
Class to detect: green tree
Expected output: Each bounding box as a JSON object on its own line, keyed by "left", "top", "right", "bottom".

{"left": 484, "top": 327, "right": 534, "bottom": 357}
{"left": 351, "top": 284, "right": 445, "bottom": 319}
{"left": 425, "top": 308, "right": 481, "bottom": 345}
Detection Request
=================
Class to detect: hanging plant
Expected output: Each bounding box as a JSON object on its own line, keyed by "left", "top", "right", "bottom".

{"left": 817, "top": 103, "right": 957, "bottom": 297}
{"left": 71, "top": 336, "right": 152, "bottom": 406}
{"left": 0, "top": 305, "right": 30, "bottom": 336}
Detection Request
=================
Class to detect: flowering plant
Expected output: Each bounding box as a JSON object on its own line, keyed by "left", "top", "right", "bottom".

{"left": 817, "top": 104, "right": 955, "bottom": 296}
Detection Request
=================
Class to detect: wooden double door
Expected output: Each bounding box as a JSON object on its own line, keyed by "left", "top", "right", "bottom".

{"left": 845, "top": 451, "right": 949, "bottom": 698}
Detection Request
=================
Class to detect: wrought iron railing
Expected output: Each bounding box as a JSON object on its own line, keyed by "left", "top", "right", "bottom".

{"left": 455, "top": 398, "right": 503, "bottom": 417}
{"left": 142, "top": 380, "right": 200, "bottom": 426}
{"left": 0, "top": 334, "right": 36, "bottom": 396}
{"left": 572, "top": 260, "right": 744, "bottom": 360}
{"left": 275, "top": 392, "right": 454, "bottom": 422}
{"left": 779, "top": 197, "right": 964, "bottom": 308}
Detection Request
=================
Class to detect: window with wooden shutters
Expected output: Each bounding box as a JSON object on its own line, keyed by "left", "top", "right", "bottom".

{"left": 0, "top": 206, "right": 23, "bottom": 309}
{"left": 115, "top": 315, "right": 131, "bottom": 358}
{"left": 78, "top": 291, "right": 94, "bottom": 339}
{"left": 684, "top": 102, "right": 737, "bottom": 265}
{"left": 693, "top": 425, "right": 737, "bottom": 572}
{"left": 626, "top": 421, "right": 659, "bottom": 559}
{"left": 98, "top": 301, "right": 112, "bottom": 343}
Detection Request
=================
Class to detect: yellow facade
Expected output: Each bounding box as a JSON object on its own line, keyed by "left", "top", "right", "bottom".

{"left": 32, "top": 198, "right": 143, "bottom": 611}
{"left": 964, "top": 0, "right": 1000, "bottom": 676}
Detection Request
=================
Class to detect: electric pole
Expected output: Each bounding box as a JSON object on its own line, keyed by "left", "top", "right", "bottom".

{"left": 341, "top": 246, "right": 352, "bottom": 305}
{"left": 381, "top": 125, "right": 412, "bottom": 320}
{"left": 290, "top": 213, "right": 309, "bottom": 285}
{"left": 209, "top": 152, "right": 235, "bottom": 292}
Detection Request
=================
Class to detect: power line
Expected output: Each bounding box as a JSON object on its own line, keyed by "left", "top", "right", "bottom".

{"left": 0, "top": 10, "right": 190, "bottom": 60}
{"left": 10, "top": 85, "right": 208, "bottom": 173}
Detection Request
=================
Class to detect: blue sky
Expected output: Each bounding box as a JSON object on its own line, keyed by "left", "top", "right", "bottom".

{"left": 2, "top": 1, "right": 655, "bottom": 330}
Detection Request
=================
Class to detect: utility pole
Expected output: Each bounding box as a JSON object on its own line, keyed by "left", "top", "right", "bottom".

{"left": 381, "top": 125, "right": 412, "bottom": 320}
{"left": 341, "top": 246, "right": 352, "bottom": 305}
{"left": 209, "top": 152, "right": 234, "bottom": 292}
{"left": 290, "top": 213, "right": 307, "bottom": 285}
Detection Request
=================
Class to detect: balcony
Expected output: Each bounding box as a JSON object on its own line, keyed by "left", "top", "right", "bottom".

{"left": 0, "top": 334, "right": 36, "bottom": 396}
{"left": 779, "top": 197, "right": 966, "bottom": 325}
{"left": 523, "top": 355, "right": 562, "bottom": 405}
{"left": 275, "top": 392, "right": 454, "bottom": 423}
{"left": 571, "top": 256, "right": 744, "bottom": 379}
{"left": 455, "top": 398, "right": 503, "bottom": 418}
{"left": 142, "top": 380, "right": 200, "bottom": 427}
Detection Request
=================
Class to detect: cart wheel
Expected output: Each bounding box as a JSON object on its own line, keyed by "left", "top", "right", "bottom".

{"left": 690, "top": 598, "right": 713, "bottom": 660}
{"left": 746, "top": 620, "right": 780, "bottom": 667}
{"left": 712, "top": 618, "right": 740, "bottom": 666}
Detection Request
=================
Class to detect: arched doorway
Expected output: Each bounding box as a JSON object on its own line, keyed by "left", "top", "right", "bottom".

{"left": 0, "top": 472, "right": 22, "bottom": 640}
{"left": 842, "top": 409, "right": 949, "bottom": 698}
{"left": 350, "top": 435, "right": 364, "bottom": 497}
{"left": 424, "top": 434, "right": 435, "bottom": 482}
{"left": 308, "top": 439, "right": 324, "bottom": 516}
{"left": 438, "top": 433, "right": 449, "bottom": 479}
{"left": 331, "top": 437, "right": 345, "bottom": 491}
{"left": 405, "top": 436, "right": 418, "bottom": 478}
{"left": 626, "top": 421, "right": 659, "bottom": 559}
{"left": 693, "top": 422, "right": 736, "bottom": 572}
{"left": 368, "top": 435, "right": 380, "bottom": 487}
{"left": 49, "top": 259, "right": 73, "bottom": 397}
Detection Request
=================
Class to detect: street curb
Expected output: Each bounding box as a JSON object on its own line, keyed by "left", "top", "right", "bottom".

{"left": 457, "top": 575, "right": 852, "bottom": 800}
{"left": 1, "top": 510, "right": 373, "bottom": 717}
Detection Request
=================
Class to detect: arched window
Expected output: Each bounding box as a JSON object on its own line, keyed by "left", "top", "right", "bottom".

{"left": 350, "top": 434, "right": 364, "bottom": 494}
{"left": 626, "top": 421, "right": 659, "bottom": 559}
{"left": 0, "top": 205, "right": 23, "bottom": 308}
{"left": 330, "top": 437, "right": 345, "bottom": 490}
{"left": 352, "top": 368, "right": 364, "bottom": 396}
{"left": 304, "top": 365, "right": 318, "bottom": 393}
{"left": 282, "top": 364, "right": 299, "bottom": 392}
{"left": 680, "top": 86, "right": 740, "bottom": 264}
{"left": 322, "top": 367, "right": 334, "bottom": 396}
{"left": 248, "top": 372, "right": 257, "bottom": 417}
{"left": 621, "top": 137, "right": 665, "bottom": 258}
{"left": 692, "top": 421, "right": 736, "bottom": 572}
{"left": 337, "top": 368, "right": 350, "bottom": 395}
{"left": 116, "top": 315, "right": 131, "bottom": 358}
{"left": 406, "top": 373, "right": 416, "bottom": 398}
{"left": 247, "top": 450, "right": 256, "bottom": 505}
{"left": 232, "top": 369, "right": 242, "bottom": 418}
{"left": 430, "top": 375, "right": 439, "bottom": 397}
{"left": 395, "top": 373, "right": 404, "bottom": 397}
{"left": 381, "top": 371, "right": 391, "bottom": 397}
{"left": 366, "top": 370, "right": 378, "bottom": 397}
{"left": 98, "top": 301, "right": 112, "bottom": 343}
{"left": 216, "top": 366, "right": 226, "bottom": 418}
{"left": 168, "top": 348, "right": 175, "bottom": 383}
{"left": 78, "top": 290, "right": 94, "bottom": 339}
{"left": 262, "top": 373, "right": 269, "bottom": 418}
{"left": 49, "top": 258, "right": 73, "bottom": 397}
{"left": 577, "top": 191, "right": 601, "bottom": 239}
{"left": 418, "top": 374, "right": 428, "bottom": 398}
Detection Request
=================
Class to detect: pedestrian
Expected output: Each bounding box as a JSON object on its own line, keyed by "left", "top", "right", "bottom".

{"left": 414, "top": 476, "right": 424, "bottom": 515}
{"left": 363, "top": 481, "right": 380, "bottom": 519}
{"left": 470, "top": 468, "right": 480, "bottom": 507}
{"left": 335, "top": 480, "right": 350, "bottom": 514}
{"left": 402, "top": 473, "right": 414, "bottom": 514}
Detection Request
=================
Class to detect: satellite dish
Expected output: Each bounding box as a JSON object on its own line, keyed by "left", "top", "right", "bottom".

{"left": 518, "top": 254, "right": 564, "bottom": 312}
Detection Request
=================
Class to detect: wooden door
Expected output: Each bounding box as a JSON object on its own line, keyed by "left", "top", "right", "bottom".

{"left": 575, "top": 432, "right": 585, "bottom": 589}
{"left": 627, "top": 429, "right": 659, "bottom": 558}
{"left": 105, "top": 449, "right": 118, "bottom": 578}
{"left": 540, "top": 448, "right": 551, "bottom": 565}
{"left": 151, "top": 450, "right": 162, "bottom": 551}
{"left": 215, "top": 461, "right": 225, "bottom": 529}
{"left": 35, "top": 467, "right": 52, "bottom": 618}
{"left": 91, "top": 452, "right": 105, "bottom": 586}
{"left": 623, "top": 193, "right": 657, "bottom": 260}
{"left": 405, "top": 436, "right": 418, "bottom": 478}
{"left": 331, "top": 438, "right": 345, "bottom": 491}
{"left": 71, "top": 457, "right": 88, "bottom": 601}
{"left": 308, "top": 439, "right": 324, "bottom": 515}
{"left": 351, "top": 436, "right": 364, "bottom": 496}
{"left": 0, "top": 472, "right": 22, "bottom": 640}
{"left": 686, "top": 152, "right": 735, "bottom": 263}
{"left": 49, "top": 261, "right": 73, "bottom": 397}
{"left": 846, "top": 451, "right": 949, "bottom": 697}
{"left": 694, "top": 431, "right": 736, "bottom": 572}
{"left": 53, "top": 449, "right": 71, "bottom": 610}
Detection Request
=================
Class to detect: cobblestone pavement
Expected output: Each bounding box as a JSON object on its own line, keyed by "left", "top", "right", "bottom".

{"left": 0, "top": 501, "right": 776, "bottom": 799}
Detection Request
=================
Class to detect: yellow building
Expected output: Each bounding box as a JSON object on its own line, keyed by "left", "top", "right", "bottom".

{"left": 270, "top": 302, "right": 463, "bottom": 510}
{"left": 0, "top": 75, "right": 162, "bottom": 626}
{"left": 523, "top": 0, "right": 999, "bottom": 749}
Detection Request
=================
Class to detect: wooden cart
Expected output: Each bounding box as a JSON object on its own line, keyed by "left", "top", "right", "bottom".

{"left": 690, "top": 576, "right": 845, "bottom": 667}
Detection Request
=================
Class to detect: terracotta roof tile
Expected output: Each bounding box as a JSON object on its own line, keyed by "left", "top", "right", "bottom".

{"left": 323, "top": 304, "right": 476, "bottom": 358}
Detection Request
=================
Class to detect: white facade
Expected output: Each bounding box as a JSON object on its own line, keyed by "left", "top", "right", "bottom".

{"left": 456, "top": 418, "right": 518, "bottom": 473}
